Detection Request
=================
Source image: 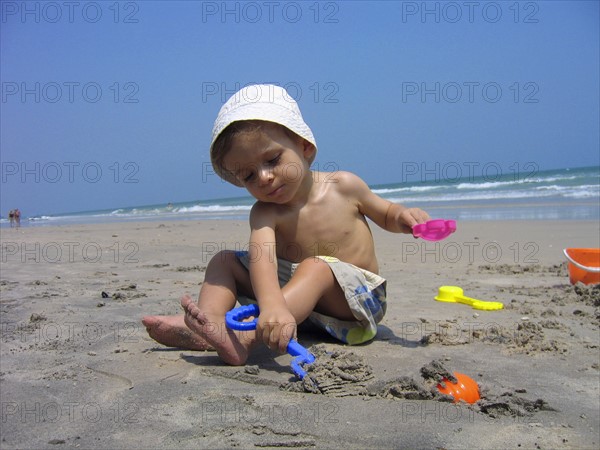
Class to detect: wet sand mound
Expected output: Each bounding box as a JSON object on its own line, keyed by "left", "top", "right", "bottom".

{"left": 281, "top": 345, "right": 374, "bottom": 397}
{"left": 476, "top": 390, "right": 557, "bottom": 418}
{"left": 282, "top": 353, "right": 553, "bottom": 419}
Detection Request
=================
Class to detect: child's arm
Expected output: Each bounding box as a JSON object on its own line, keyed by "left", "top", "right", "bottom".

{"left": 248, "top": 202, "right": 296, "bottom": 353}
{"left": 338, "top": 172, "right": 430, "bottom": 233}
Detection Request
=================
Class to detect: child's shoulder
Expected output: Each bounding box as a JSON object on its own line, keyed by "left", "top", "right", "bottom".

{"left": 314, "top": 170, "right": 370, "bottom": 194}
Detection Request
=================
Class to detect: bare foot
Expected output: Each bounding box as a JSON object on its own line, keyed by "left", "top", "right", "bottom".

{"left": 142, "top": 314, "right": 214, "bottom": 351}
{"left": 180, "top": 295, "right": 252, "bottom": 366}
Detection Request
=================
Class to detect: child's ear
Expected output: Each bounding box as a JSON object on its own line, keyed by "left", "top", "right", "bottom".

{"left": 302, "top": 139, "right": 317, "bottom": 162}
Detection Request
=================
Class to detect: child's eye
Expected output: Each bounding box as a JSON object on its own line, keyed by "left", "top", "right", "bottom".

{"left": 267, "top": 155, "right": 281, "bottom": 166}
{"left": 244, "top": 172, "right": 255, "bottom": 182}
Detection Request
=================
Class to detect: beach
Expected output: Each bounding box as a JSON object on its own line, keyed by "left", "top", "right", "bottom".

{"left": 1, "top": 219, "right": 599, "bottom": 449}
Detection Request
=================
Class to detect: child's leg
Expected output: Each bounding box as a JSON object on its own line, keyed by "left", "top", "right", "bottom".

{"left": 142, "top": 312, "right": 213, "bottom": 350}
{"left": 144, "top": 255, "right": 348, "bottom": 360}
{"left": 280, "top": 257, "right": 354, "bottom": 324}
{"left": 180, "top": 250, "right": 257, "bottom": 365}
{"left": 142, "top": 250, "right": 256, "bottom": 361}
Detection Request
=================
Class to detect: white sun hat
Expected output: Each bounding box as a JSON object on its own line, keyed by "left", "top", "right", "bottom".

{"left": 210, "top": 84, "right": 317, "bottom": 185}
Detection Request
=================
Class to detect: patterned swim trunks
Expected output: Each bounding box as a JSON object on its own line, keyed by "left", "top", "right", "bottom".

{"left": 234, "top": 251, "right": 387, "bottom": 345}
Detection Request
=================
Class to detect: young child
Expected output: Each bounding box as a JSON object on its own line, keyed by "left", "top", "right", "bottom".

{"left": 142, "top": 84, "right": 429, "bottom": 365}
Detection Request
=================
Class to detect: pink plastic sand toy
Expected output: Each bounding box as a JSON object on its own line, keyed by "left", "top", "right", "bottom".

{"left": 412, "top": 219, "right": 457, "bottom": 241}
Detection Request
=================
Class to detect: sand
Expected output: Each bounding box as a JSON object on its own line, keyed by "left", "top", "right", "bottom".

{"left": 1, "top": 220, "right": 599, "bottom": 449}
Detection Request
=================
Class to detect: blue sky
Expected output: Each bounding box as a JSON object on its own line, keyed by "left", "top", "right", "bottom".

{"left": 1, "top": 0, "right": 599, "bottom": 217}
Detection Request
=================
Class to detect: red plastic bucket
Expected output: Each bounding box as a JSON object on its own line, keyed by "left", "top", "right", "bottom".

{"left": 563, "top": 248, "right": 600, "bottom": 285}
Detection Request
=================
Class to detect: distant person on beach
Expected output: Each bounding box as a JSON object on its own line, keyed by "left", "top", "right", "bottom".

{"left": 143, "top": 84, "right": 430, "bottom": 365}
{"left": 14, "top": 209, "right": 21, "bottom": 228}
{"left": 8, "top": 210, "right": 15, "bottom": 228}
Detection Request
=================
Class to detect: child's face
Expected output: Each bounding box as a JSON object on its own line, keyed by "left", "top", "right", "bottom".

{"left": 222, "top": 123, "right": 313, "bottom": 204}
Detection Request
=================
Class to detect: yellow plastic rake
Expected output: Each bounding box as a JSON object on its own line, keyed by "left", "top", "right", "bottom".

{"left": 435, "top": 286, "right": 504, "bottom": 311}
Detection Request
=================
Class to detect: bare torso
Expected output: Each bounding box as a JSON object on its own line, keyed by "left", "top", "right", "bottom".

{"left": 259, "top": 171, "right": 380, "bottom": 274}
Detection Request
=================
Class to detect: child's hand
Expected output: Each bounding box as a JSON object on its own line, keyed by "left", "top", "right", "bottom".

{"left": 256, "top": 305, "right": 297, "bottom": 353}
{"left": 399, "top": 207, "right": 430, "bottom": 233}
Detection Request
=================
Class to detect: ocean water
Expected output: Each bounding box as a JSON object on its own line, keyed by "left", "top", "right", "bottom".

{"left": 7, "top": 165, "right": 600, "bottom": 227}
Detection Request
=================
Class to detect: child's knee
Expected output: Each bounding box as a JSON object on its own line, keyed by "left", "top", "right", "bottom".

{"left": 208, "top": 249, "right": 238, "bottom": 268}
{"left": 296, "top": 257, "right": 334, "bottom": 279}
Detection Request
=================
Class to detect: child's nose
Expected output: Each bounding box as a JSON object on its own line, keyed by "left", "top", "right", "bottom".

{"left": 258, "top": 167, "right": 274, "bottom": 185}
